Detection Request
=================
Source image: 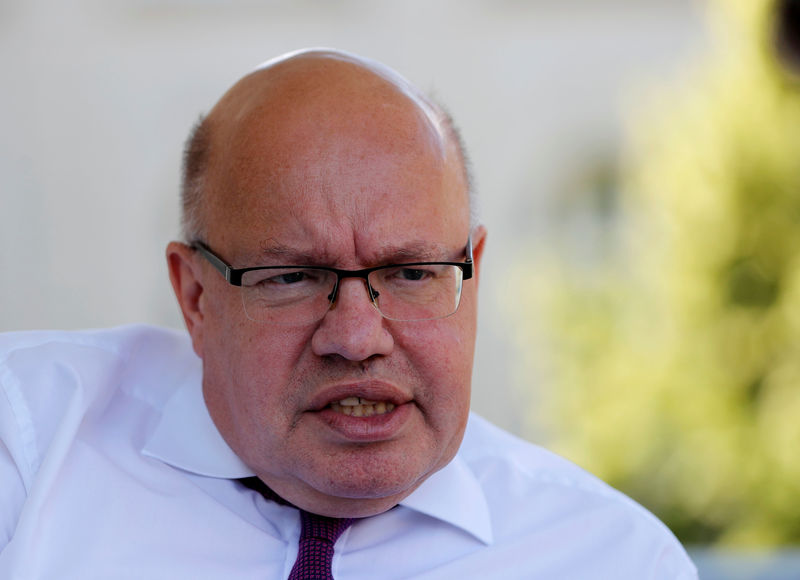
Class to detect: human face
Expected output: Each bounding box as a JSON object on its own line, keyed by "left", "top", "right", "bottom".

{"left": 169, "top": 57, "right": 485, "bottom": 517}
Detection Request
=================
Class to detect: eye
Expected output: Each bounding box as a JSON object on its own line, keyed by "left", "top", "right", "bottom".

{"left": 396, "top": 268, "right": 430, "bottom": 281}
{"left": 272, "top": 271, "right": 309, "bottom": 285}
{"left": 381, "top": 266, "right": 440, "bottom": 285}
{"left": 244, "top": 268, "right": 328, "bottom": 288}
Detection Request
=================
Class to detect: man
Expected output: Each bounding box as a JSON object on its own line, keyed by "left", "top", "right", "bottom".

{"left": 0, "top": 49, "right": 697, "bottom": 578}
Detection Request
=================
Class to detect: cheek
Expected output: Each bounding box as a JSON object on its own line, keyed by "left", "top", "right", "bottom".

{"left": 417, "top": 310, "right": 476, "bottom": 366}
{"left": 204, "top": 278, "right": 304, "bottom": 367}
{"left": 227, "top": 325, "right": 310, "bottom": 393}
{"left": 408, "top": 321, "right": 475, "bottom": 468}
{"left": 202, "top": 324, "right": 313, "bottom": 458}
{"left": 201, "top": 287, "right": 308, "bottom": 410}
{"left": 398, "top": 318, "right": 475, "bottom": 409}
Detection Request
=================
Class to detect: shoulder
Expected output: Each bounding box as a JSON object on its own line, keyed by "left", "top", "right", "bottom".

{"left": 460, "top": 413, "right": 617, "bottom": 488}
{"left": 0, "top": 325, "right": 194, "bottom": 390}
{"left": 0, "top": 324, "right": 191, "bottom": 363}
{"left": 459, "top": 412, "right": 666, "bottom": 522}
{"left": 457, "top": 413, "right": 697, "bottom": 578}
{"left": 0, "top": 325, "right": 196, "bottom": 480}
{"left": 0, "top": 323, "right": 197, "bottom": 415}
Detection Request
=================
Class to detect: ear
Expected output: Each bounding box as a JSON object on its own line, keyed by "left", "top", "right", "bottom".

{"left": 166, "top": 241, "right": 206, "bottom": 358}
{"left": 470, "top": 225, "right": 487, "bottom": 282}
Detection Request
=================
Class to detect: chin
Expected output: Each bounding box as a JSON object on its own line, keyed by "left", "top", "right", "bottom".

{"left": 307, "top": 479, "right": 423, "bottom": 519}
{"left": 310, "top": 448, "right": 449, "bottom": 506}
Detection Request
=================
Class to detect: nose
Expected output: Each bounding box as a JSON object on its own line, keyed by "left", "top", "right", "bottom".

{"left": 311, "top": 278, "right": 394, "bottom": 361}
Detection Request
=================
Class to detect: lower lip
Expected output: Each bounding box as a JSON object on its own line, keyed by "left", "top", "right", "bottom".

{"left": 311, "top": 402, "right": 415, "bottom": 442}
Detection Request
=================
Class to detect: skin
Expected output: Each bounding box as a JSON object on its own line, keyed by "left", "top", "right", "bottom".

{"left": 167, "top": 50, "right": 487, "bottom": 518}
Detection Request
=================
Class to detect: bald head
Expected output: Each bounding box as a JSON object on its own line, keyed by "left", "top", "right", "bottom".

{"left": 180, "top": 49, "right": 474, "bottom": 242}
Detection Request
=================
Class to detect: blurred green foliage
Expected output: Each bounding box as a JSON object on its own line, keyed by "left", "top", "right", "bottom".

{"left": 518, "top": 0, "right": 800, "bottom": 546}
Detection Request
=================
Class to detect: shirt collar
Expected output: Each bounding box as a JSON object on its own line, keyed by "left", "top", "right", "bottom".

{"left": 141, "top": 366, "right": 252, "bottom": 478}
{"left": 142, "top": 377, "right": 493, "bottom": 545}
{"left": 399, "top": 452, "right": 493, "bottom": 544}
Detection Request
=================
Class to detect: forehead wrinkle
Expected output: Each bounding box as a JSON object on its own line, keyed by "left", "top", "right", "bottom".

{"left": 370, "top": 240, "right": 451, "bottom": 263}
{"left": 251, "top": 239, "right": 338, "bottom": 266}
{"left": 245, "top": 238, "right": 454, "bottom": 268}
{"left": 350, "top": 239, "right": 460, "bottom": 269}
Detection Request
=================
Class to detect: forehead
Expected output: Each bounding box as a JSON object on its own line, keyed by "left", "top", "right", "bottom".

{"left": 212, "top": 150, "right": 468, "bottom": 265}
{"left": 203, "top": 56, "right": 469, "bottom": 257}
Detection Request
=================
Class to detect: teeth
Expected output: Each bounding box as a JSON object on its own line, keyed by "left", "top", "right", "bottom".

{"left": 330, "top": 398, "right": 396, "bottom": 417}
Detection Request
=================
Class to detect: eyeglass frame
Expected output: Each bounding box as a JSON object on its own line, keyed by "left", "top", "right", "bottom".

{"left": 190, "top": 236, "right": 474, "bottom": 319}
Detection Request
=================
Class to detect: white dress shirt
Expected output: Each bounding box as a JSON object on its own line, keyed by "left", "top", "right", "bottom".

{"left": 0, "top": 325, "right": 697, "bottom": 579}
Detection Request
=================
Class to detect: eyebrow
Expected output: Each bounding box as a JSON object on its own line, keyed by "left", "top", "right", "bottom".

{"left": 253, "top": 243, "right": 328, "bottom": 265}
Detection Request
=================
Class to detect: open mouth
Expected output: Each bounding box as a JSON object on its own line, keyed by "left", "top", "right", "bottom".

{"left": 328, "top": 396, "right": 396, "bottom": 417}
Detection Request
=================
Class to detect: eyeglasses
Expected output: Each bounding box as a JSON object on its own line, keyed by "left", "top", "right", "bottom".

{"left": 191, "top": 237, "right": 474, "bottom": 325}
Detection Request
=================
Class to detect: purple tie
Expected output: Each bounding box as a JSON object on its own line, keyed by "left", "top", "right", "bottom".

{"left": 288, "top": 510, "right": 354, "bottom": 580}
{"left": 238, "top": 477, "right": 354, "bottom": 579}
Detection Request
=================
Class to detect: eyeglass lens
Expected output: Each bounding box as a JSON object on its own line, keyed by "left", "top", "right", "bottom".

{"left": 239, "top": 264, "right": 464, "bottom": 324}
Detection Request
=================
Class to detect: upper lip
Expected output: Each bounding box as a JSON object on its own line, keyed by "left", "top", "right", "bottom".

{"left": 307, "top": 380, "right": 412, "bottom": 411}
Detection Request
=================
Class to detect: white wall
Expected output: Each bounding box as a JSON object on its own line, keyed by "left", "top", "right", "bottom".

{"left": 0, "top": 0, "right": 708, "bottom": 436}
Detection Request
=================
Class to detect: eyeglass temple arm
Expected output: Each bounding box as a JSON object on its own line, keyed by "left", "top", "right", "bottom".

{"left": 460, "top": 234, "right": 474, "bottom": 279}
{"left": 191, "top": 242, "right": 236, "bottom": 284}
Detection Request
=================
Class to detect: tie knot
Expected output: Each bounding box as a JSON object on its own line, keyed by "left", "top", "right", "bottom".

{"left": 299, "top": 510, "right": 354, "bottom": 543}
{"left": 237, "top": 477, "right": 354, "bottom": 579}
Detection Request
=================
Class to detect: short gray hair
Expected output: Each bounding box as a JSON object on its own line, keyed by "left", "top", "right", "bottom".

{"left": 180, "top": 114, "right": 211, "bottom": 243}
